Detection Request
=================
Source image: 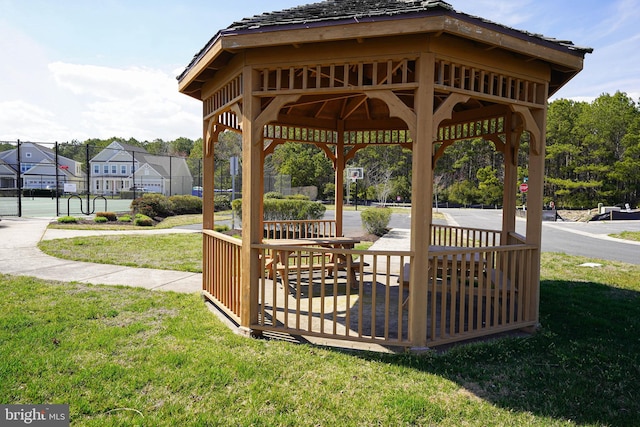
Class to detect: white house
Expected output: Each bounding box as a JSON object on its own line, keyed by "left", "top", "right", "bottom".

{"left": 89, "top": 141, "right": 192, "bottom": 196}
{"left": 0, "top": 142, "right": 84, "bottom": 192}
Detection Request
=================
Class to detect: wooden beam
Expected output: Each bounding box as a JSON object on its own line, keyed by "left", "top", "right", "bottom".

{"left": 432, "top": 93, "right": 470, "bottom": 140}
{"left": 510, "top": 105, "right": 542, "bottom": 155}
{"left": 366, "top": 90, "right": 417, "bottom": 138}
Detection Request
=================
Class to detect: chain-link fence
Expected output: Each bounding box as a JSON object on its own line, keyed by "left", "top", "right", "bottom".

{"left": 0, "top": 140, "right": 196, "bottom": 217}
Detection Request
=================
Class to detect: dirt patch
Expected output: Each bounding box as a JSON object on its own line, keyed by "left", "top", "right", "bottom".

{"left": 557, "top": 209, "right": 597, "bottom": 222}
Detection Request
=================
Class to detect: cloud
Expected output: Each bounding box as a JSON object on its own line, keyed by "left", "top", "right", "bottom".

{"left": 0, "top": 100, "right": 72, "bottom": 142}
{"left": 0, "top": 62, "right": 202, "bottom": 142}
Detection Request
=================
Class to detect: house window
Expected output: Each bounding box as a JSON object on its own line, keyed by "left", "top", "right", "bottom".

{"left": 96, "top": 181, "right": 100, "bottom": 190}
{"left": 103, "top": 165, "right": 109, "bottom": 174}
{"left": 111, "top": 165, "right": 117, "bottom": 174}
{"left": 25, "top": 152, "right": 32, "bottom": 158}
{"left": 93, "top": 164, "right": 99, "bottom": 174}
{"left": 121, "top": 165, "right": 127, "bottom": 174}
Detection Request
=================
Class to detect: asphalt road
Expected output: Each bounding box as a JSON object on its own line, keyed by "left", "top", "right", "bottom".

{"left": 434, "top": 208, "right": 640, "bottom": 265}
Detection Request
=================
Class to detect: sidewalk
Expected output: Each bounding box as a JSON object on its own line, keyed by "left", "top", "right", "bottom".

{"left": 0, "top": 217, "right": 202, "bottom": 293}
{"left": 0, "top": 217, "right": 412, "bottom": 293}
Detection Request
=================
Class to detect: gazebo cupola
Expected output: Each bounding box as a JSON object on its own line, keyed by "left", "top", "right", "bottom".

{"left": 178, "top": 0, "right": 591, "bottom": 349}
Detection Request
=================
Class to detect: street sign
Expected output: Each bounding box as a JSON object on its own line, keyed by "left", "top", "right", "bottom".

{"left": 520, "top": 183, "right": 529, "bottom": 193}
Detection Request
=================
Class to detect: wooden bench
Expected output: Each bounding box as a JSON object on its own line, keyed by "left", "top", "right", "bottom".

{"left": 399, "top": 262, "right": 514, "bottom": 307}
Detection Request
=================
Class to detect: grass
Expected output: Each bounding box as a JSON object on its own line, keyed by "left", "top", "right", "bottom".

{"left": 39, "top": 234, "right": 203, "bottom": 272}
{"left": 610, "top": 230, "right": 640, "bottom": 242}
{"left": 1, "top": 253, "right": 640, "bottom": 426}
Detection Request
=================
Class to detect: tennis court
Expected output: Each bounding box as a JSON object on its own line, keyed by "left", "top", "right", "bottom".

{"left": 0, "top": 196, "right": 134, "bottom": 218}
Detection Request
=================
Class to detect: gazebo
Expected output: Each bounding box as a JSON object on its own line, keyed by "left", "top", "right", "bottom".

{"left": 178, "top": 0, "right": 591, "bottom": 349}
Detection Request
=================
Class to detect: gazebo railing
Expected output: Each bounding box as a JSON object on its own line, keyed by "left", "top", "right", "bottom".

{"left": 202, "top": 224, "right": 537, "bottom": 349}
{"left": 203, "top": 230, "right": 242, "bottom": 323}
{"left": 252, "top": 243, "right": 414, "bottom": 347}
{"left": 422, "top": 243, "right": 537, "bottom": 346}
{"left": 264, "top": 219, "right": 337, "bottom": 239}
{"left": 431, "top": 223, "right": 501, "bottom": 247}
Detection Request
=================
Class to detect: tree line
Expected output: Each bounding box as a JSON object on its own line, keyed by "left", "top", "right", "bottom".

{"left": 265, "top": 92, "right": 640, "bottom": 209}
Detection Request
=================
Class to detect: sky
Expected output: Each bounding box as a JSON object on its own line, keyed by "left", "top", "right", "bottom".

{"left": 0, "top": 0, "right": 638, "bottom": 143}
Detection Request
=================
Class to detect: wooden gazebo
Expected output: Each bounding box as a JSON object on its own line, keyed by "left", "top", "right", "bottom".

{"left": 178, "top": 0, "right": 591, "bottom": 349}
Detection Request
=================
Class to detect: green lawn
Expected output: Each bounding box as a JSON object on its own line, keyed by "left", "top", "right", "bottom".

{"left": 610, "top": 230, "right": 640, "bottom": 242}
{"left": 39, "top": 233, "right": 203, "bottom": 272}
{"left": 1, "top": 251, "right": 640, "bottom": 425}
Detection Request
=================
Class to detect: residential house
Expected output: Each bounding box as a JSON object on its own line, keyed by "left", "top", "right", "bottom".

{"left": 0, "top": 142, "right": 85, "bottom": 192}
{"left": 89, "top": 141, "right": 192, "bottom": 196}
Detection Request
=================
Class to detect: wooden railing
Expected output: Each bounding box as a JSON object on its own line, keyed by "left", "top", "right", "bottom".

{"left": 203, "top": 230, "right": 242, "bottom": 322}
{"left": 423, "top": 243, "right": 536, "bottom": 346}
{"left": 264, "top": 219, "right": 337, "bottom": 239}
{"left": 252, "top": 242, "right": 414, "bottom": 347}
{"left": 202, "top": 224, "right": 538, "bottom": 349}
{"left": 431, "top": 224, "right": 501, "bottom": 248}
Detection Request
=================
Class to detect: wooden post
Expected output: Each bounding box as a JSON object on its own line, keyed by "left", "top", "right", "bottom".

{"left": 335, "top": 121, "right": 345, "bottom": 236}
{"left": 501, "top": 113, "right": 520, "bottom": 244}
{"left": 239, "top": 66, "right": 262, "bottom": 336}
{"left": 408, "top": 51, "right": 435, "bottom": 348}
{"left": 524, "top": 105, "right": 547, "bottom": 328}
{"left": 202, "top": 118, "right": 218, "bottom": 231}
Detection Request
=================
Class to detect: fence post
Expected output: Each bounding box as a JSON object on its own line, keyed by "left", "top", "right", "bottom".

{"left": 55, "top": 142, "right": 60, "bottom": 216}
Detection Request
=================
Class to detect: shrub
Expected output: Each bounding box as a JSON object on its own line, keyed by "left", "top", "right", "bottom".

{"left": 214, "top": 224, "right": 230, "bottom": 232}
{"left": 94, "top": 216, "right": 108, "bottom": 223}
{"left": 264, "top": 191, "right": 284, "bottom": 199}
{"left": 286, "top": 194, "right": 310, "bottom": 201}
{"left": 57, "top": 216, "right": 78, "bottom": 224}
{"left": 117, "top": 214, "right": 132, "bottom": 222}
{"left": 95, "top": 211, "right": 117, "bottom": 221}
{"left": 130, "top": 193, "right": 173, "bottom": 218}
{"left": 263, "top": 199, "right": 326, "bottom": 220}
{"left": 169, "top": 195, "right": 202, "bottom": 215}
{"left": 361, "top": 207, "right": 392, "bottom": 236}
{"left": 214, "top": 195, "right": 231, "bottom": 212}
{"left": 231, "top": 199, "right": 242, "bottom": 217}
{"left": 231, "top": 198, "right": 326, "bottom": 221}
{"left": 134, "top": 213, "right": 154, "bottom": 227}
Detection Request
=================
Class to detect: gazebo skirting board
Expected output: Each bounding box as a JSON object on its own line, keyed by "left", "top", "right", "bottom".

{"left": 202, "top": 222, "right": 537, "bottom": 349}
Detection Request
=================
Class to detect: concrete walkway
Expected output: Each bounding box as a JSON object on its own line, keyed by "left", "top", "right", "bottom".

{"left": 0, "top": 217, "right": 202, "bottom": 293}
{"left": 0, "top": 217, "right": 413, "bottom": 295}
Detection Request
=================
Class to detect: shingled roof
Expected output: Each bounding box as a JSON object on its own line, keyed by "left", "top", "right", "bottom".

{"left": 178, "top": 0, "right": 592, "bottom": 87}
{"left": 224, "top": 0, "right": 452, "bottom": 32}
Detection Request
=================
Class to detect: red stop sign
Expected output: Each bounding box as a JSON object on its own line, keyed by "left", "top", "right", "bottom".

{"left": 520, "top": 183, "right": 529, "bottom": 193}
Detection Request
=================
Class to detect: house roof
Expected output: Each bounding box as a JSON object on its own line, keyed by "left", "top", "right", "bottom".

{"left": 177, "top": 0, "right": 592, "bottom": 96}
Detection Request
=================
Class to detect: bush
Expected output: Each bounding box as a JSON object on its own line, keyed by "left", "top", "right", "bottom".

{"left": 263, "top": 199, "right": 326, "bottom": 221}
{"left": 361, "top": 207, "right": 392, "bottom": 236}
{"left": 214, "top": 195, "right": 231, "bottom": 212}
{"left": 264, "top": 191, "right": 284, "bottom": 199}
{"left": 286, "top": 194, "right": 310, "bottom": 201}
{"left": 117, "top": 214, "right": 132, "bottom": 222}
{"left": 95, "top": 211, "right": 117, "bottom": 221}
{"left": 214, "top": 224, "right": 230, "bottom": 232}
{"left": 130, "top": 193, "right": 173, "bottom": 218}
{"left": 94, "top": 216, "right": 108, "bottom": 223}
{"left": 169, "top": 195, "right": 202, "bottom": 215}
{"left": 134, "top": 213, "right": 154, "bottom": 227}
{"left": 57, "top": 216, "right": 78, "bottom": 223}
{"left": 231, "top": 198, "right": 326, "bottom": 221}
